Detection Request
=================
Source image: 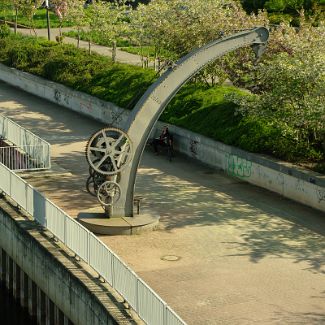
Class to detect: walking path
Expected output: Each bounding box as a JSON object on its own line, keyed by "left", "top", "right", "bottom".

{"left": 1, "top": 80, "right": 325, "bottom": 324}
{"left": 16, "top": 27, "right": 144, "bottom": 65}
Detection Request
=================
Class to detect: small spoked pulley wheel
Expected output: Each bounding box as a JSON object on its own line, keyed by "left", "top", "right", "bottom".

{"left": 85, "top": 172, "right": 106, "bottom": 197}
{"left": 86, "top": 127, "right": 132, "bottom": 175}
{"left": 97, "top": 181, "right": 121, "bottom": 207}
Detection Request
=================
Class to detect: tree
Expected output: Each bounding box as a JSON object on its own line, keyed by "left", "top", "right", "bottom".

{"left": 65, "top": 0, "right": 87, "bottom": 47}
{"left": 229, "top": 23, "right": 325, "bottom": 156}
{"left": 241, "top": 0, "right": 325, "bottom": 25}
{"left": 50, "top": 0, "right": 68, "bottom": 39}
{"left": 13, "top": 0, "right": 43, "bottom": 35}
{"left": 11, "top": 0, "right": 25, "bottom": 34}
{"left": 131, "top": 0, "right": 268, "bottom": 84}
{"left": 88, "top": 0, "right": 131, "bottom": 61}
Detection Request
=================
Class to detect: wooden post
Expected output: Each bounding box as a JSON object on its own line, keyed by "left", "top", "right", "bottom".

{"left": 112, "top": 40, "right": 117, "bottom": 63}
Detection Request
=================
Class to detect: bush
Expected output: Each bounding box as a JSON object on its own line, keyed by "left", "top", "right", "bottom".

{"left": 0, "top": 34, "right": 156, "bottom": 109}
{"left": 0, "top": 24, "right": 10, "bottom": 38}
{"left": 63, "top": 30, "right": 131, "bottom": 47}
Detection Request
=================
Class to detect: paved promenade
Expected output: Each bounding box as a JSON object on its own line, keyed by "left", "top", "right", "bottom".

{"left": 0, "top": 80, "right": 325, "bottom": 324}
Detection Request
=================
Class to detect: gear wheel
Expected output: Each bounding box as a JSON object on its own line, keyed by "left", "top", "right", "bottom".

{"left": 97, "top": 181, "right": 121, "bottom": 207}
{"left": 86, "top": 127, "right": 132, "bottom": 175}
{"left": 85, "top": 172, "right": 106, "bottom": 197}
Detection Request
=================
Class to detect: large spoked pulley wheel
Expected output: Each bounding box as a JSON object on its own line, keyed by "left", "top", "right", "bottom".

{"left": 97, "top": 181, "right": 121, "bottom": 207}
{"left": 86, "top": 127, "right": 132, "bottom": 175}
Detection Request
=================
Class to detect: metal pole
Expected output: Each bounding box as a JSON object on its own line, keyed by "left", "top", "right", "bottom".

{"left": 14, "top": 8, "right": 18, "bottom": 34}
{"left": 112, "top": 40, "right": 117, "bottom": 62}
{"left": 45, "top": 0, "right": 51, "bottom": 41}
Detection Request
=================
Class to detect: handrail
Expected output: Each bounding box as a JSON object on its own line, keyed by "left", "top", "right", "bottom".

{"left": 0, "top": 161, "right": 186, "bottom": 325}
{"left": 0, "top": 115, "right": 51, "bottom": 169}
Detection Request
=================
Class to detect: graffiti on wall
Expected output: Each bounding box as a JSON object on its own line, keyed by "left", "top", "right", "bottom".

{"left": 316, "top": 189, "right": 325, "bottom": 202}
{"left": 54, "top": 89, "right": 61, "bottom": 103}
{"left": 295, "top": 179, "right": 306, "bottom": 193}
{"left": 54, "top": 89, "right": 69, "bottom": 106}
{"left": 190, "top": 140, "right": 198, "bottom": 157}
{"left": 111, "top": 110, "right": 124, "bottom": 125}
{"left": 80, "top": 101, "right": 93, "bottom": 113}
{"left": 225, "top": 153, "right": 252, "bottom": 178}
{"left": 276, "top": 172, "right": 285, "bottom": 188}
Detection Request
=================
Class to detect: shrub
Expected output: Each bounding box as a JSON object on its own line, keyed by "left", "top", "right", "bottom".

{"left": 0, "top": 24, "right": 10, "bottom": 38}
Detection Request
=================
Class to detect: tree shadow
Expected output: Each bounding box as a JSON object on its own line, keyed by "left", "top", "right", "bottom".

{"left": 136, "top": 151, "right": 325, "bottom": 273}
{"left": 269, "top": 309, "right": 325, "bottom": 324}
{"left": 16, "top": 129, "right": 325, "bottom": 274}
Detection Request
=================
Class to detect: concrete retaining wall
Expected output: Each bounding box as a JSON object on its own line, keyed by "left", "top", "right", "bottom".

{"left": 0, "top": 63, "right": 324, "bottom": 212}
{"left": 0, "top": 199, "right": 137, "bottom": 325}
{"left": 166, "top": 125, "right": 325, "bottom": 212}
{"left": 0, "top": 64, "right": 129, "bottom": 128}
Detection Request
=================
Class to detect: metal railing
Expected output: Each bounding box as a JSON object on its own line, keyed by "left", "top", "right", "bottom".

{"left": 0, "top": 162, "right": 186, "bottom": 325}
{"left": 0, "top": 115, "right": 50, "bottom": 170}
{"left": 0, "top": 145, "right": 49, "bottom": 171}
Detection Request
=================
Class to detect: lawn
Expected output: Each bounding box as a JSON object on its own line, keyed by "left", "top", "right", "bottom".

{"left": 0, "top": 6, "right": 74, "bottom": 28}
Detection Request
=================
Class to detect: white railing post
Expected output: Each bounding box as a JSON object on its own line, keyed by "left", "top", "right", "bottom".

{"left": 111, "top": 253, "right": 115, "bottom": 288}
{"left": 87, "top": 233, "right": 90, "bottom": 265}
{"left": 64, "top": 214, "right": 67, "bottom": 245}
{"left": 135, "top": 277, "right": 139, "bottom": 312}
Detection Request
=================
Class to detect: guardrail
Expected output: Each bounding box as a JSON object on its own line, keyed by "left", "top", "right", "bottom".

{"left": 0, "top": 115, "right": 50, "bottom": 170}
{"left": 0, "top": 162, "right": 186, "bottom": 325}
{"left": 0, "top": 145, "right": 49, "bottom": 171}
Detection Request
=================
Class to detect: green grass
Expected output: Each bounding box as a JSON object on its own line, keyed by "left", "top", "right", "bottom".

{"left": 0, "top": 6, "right": 74, "bottom": 28}
{"left": 0, "top": 33, "right": 156, "bottom": 109}
{"left": 120, "top": 46, "right": 174, "bottom": 59}
{"left": 63, "top": 31, "right": 174, "bottom": 59}
{"left": 63, "top": 30, "right": 131, "bottom": 47}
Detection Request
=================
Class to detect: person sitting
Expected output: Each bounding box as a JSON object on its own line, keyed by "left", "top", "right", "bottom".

{"left": 152, "top": 126, "right": 173, "bottom": 155}
{"left": 84, "top": 0, "right": 93, "bottom": 8}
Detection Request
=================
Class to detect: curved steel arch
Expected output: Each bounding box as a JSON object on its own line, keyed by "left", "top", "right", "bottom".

{"left": 112, "top": 27, "right": 269, "bottom": 217}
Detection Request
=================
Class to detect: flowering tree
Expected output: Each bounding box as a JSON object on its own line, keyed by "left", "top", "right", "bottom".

{"left": 11, "top": 0, "right": 40, "bottom": 33}
{"left": 11, "top": 0, "right": 22, "bottom": 33}
{"left": 65, "top": 0, "right": 87, "bottom": 47}
{"left": 88, "top": 0, "right": 131, "bottom": 61}
{"left": 13, "top": 0, "right": 43, "bottom": 34}
{"left": 50, "top": 0, "right": 68, "bottom": 38}
{"left": 229, "top": 22, "right": 325, "bottom": 155}
{"left": 130, "top": 0, "right": 268, "bottom": 84}
{"left": 129, "top": 0, "right": 172, "bottom": 65}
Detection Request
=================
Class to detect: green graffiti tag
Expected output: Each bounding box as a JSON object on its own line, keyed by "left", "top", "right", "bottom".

{"left": 225, "top": 153, "right": 252, "bottom": 178}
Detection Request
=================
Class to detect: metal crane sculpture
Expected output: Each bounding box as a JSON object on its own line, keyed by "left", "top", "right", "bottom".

{"left": 85, "top": 27, "right": 270, "bottom": 218}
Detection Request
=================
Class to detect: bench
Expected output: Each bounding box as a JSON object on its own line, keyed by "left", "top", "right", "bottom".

{"left": 150, "top": 131, "right": 175, "bottom": 162}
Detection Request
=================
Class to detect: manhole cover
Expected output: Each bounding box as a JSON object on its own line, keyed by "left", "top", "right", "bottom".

{"left": 161, "top": 255, "right": 181, "bottom": 261}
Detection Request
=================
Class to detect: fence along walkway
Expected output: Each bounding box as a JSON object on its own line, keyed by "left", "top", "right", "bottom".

{"left": 0, "top": 161, "right": 186, "bottom": 325}
{"left": 0, "top": 115, "right": 50, "bottom": 170}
